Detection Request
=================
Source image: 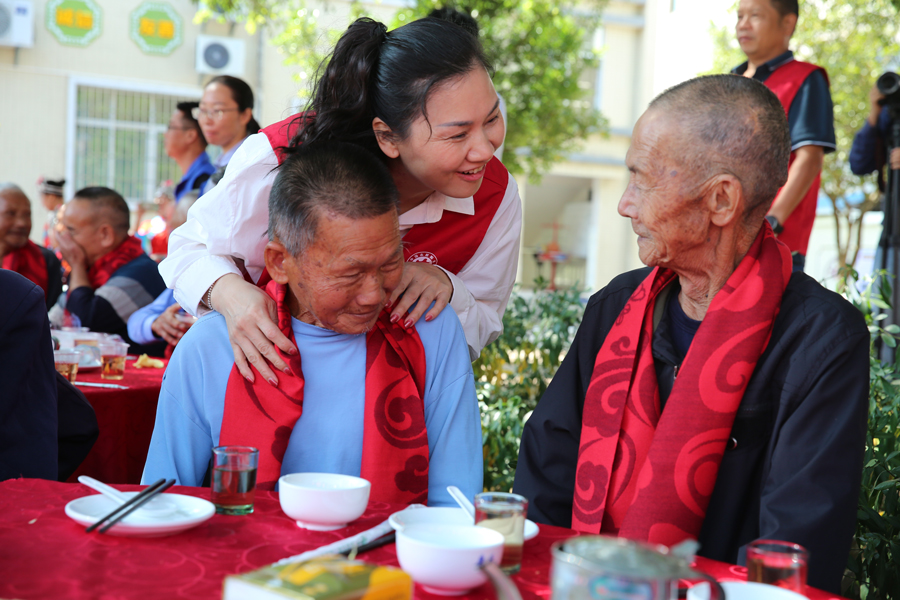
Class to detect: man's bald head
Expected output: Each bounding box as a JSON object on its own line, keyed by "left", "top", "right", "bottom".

{"left": 71, "top": 186, "right": 131, "bottom": 237}
{"left": 648, "top": 74, "right": 791, "bottom": 222}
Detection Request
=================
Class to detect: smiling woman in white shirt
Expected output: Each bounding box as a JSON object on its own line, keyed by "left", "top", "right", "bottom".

{"left": 160, "top": 16, "right": 522, "bottom": 385}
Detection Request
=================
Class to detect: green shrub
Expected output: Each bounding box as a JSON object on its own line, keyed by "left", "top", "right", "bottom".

{"left": 476, "top": 277, "right": 586, "bottom": 492}
{"left": 844, "top": 272, "right": 900, "bottom": 600}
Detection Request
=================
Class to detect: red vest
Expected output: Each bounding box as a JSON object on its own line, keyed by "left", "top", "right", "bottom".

{"left": 261, "top": 116, "right": 508, "bottom": 277}
{"left": 762, "top": 59, "right": 829, "bottom": 255}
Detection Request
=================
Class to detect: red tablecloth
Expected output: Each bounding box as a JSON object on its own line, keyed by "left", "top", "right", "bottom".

{"left": 0, "top": 479, "right": 844, "bottom": 600}
{"left": 67, "top": 359, "right": 167, "bottom": 484}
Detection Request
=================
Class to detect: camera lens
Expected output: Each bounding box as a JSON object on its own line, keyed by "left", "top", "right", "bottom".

{"left": 877, "top": 72, "right": 900, "bottom": 97}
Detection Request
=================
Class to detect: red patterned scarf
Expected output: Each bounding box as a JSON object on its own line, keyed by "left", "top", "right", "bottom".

{"left": 88, "top": 236, "right": 145, "bottom": 289}
{"left": 3, "top": 240, "right": 48, "bottom": 295}
{"left": 220, "top": 281, "right": 430, "bottom": 501}
{"left": 572, "top": 225, "right": 791, "bottom": 546}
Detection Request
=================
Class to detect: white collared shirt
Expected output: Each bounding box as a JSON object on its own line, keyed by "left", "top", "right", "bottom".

{"left": 160, "top": 131, "right": 522, "bottom": 359}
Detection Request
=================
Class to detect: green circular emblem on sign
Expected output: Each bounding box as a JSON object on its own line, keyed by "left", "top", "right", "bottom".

{"left": 46, "top": 0, "right": 102, "bottom": 47}
{"left": 130, "top": 2, "right": 183, "bottom": 56}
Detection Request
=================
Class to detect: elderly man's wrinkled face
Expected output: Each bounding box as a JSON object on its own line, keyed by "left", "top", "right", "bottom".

{"left": 618, "top": 110, "right": 711, "bottom": 268}
{"left": 282, "top": 210, "right": 404, "bottom": 335}
{"left": 0, "top": 190, "right": 32, "bottom": 252}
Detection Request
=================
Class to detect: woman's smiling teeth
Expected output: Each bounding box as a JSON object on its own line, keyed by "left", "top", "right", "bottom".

{"left": 460, "top": 165, "right": 485, "bottom": 175}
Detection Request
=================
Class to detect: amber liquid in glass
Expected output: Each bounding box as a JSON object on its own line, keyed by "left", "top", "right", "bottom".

{"left": 476, "top": 504, "right": 525, "bottom": 574}
{"left": 211, "top": 466, "right": 257, "bottom": 515}
{"left": 747, "top": 555, "right": 807, "bottom": 593}
{"left": 101, "top": 355, "right": 126, "bottom": 380}
{"left": 55, "top": 362, "right": 79, "bottom": 382}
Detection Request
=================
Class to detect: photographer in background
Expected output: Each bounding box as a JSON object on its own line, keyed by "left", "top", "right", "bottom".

{"left": 850, "top": 78, "right": 900, "bottom": 177}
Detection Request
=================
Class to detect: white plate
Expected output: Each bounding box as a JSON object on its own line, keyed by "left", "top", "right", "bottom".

{"left": 687, "top": 582, "right": 807, "bottom": 600}
{"left": 389, "top": 506, "right": 539, "bottom": 541}
{"left": 65, "top": 492, "right": 216, "bottom": 537}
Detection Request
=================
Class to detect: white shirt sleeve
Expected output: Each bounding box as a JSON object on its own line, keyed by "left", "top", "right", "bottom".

{"left": 444, "top": 174, "right": 522, "bottom": 360}
{"left": 158, "top": 132, "right": 279, "bottom": 316}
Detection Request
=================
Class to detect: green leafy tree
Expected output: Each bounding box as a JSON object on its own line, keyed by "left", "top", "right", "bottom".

{"left": 710, "top": 0, "right": 900, "bottom": 279}
{"left": 194, "top": 0, "right": 606, "bottom": 179}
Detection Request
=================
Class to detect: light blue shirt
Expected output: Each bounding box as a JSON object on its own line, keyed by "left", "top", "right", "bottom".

{"left": 126, "top": 288, "right": 177, "bottom": 345}
{"left": 142, "top": 307, "right": 483, "bottom": 507}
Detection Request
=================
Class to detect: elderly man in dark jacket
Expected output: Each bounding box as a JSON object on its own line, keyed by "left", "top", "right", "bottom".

{"left": 513, "top": 74, "right": 868, "bottom": 594}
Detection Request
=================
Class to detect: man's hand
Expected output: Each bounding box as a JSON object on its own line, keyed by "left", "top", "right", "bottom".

{"left": 55, "top": 229, "right": 91, "bottom": 290}
{"left": 151, "top": 303, "right": 193, "bottom": 345}
{"left": 768, "top": 145, "right": 825, "bottom": 226}
{"left": 210, "top": 273, "right": 296, "bottom": 386}
{"left": 869, "top": 85, "right": 885, "bottom": 127}
{"left": 388, "top": 262, "right": 453, "bottom": 330}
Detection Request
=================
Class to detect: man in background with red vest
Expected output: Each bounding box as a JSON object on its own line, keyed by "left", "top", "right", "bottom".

{"left": 0, "top": 184, "right": 63, "bottom": 309}
{"left": 142, "top": 142, "right": 482, "bottom": 506}
{"left": 733, "top": 0, "right": 835, "bottom": 272}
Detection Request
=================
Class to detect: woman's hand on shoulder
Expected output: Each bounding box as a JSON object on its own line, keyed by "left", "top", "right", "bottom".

{"left": 388, "top": 262, "right": 453, "bottom": 330}
{"left": 211, "top": 274, "right": 296, "bottom": 386}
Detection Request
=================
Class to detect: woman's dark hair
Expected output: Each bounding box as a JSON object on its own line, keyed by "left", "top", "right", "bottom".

{"left": 289, "top": 16, "right": 490, "bottom": 156}
{"left": 207, "top": 75, "right": 261, "bottom": 136}
{"left": 269, "top": 141, "right": 399, "bottom": 256}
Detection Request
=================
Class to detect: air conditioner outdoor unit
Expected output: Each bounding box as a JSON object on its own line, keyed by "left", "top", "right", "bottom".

{"left": 195, "top": 35, "right": 245, "bottom": 76}
{"left": 0, "top": 0, "right": 34, "bottom": 48}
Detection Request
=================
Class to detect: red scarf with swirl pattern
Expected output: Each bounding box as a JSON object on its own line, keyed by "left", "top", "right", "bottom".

{"left": 219, "top": 280, "right": 429, "bottom": 501}
{"left": 3, "top": 240, "right": 48, "bottom": 295}
{"left": 87, "top": 236, "right": 145, "bottom": 289}
{"left": 571, "top": 224, "right": 791, "bottom": 546}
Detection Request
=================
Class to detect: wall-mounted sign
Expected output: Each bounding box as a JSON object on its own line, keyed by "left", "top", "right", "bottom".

{"left": 130, "top": 2, "right": 182, "bottom": 56}
{"left": 46, "top": 0, "right": 102, "bottom": 47}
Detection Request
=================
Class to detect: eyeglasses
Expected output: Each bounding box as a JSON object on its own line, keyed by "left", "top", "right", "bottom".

{"left": 192, "top": 106, "right": 240, "bottom": 122}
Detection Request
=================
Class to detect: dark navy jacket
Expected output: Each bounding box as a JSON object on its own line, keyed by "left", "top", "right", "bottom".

{"left": 514, "top": 268, "right": 869, "bottom": 594}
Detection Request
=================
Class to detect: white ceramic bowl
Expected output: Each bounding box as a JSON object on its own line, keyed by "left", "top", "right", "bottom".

{"left": 278, "top": 473, "right": 370, "bottom": 531}
{"left": 396, "top": 524, "right": 505, "bottom": 595}
{"left": 389, "top": 506, "right": 540, "bottom": 541}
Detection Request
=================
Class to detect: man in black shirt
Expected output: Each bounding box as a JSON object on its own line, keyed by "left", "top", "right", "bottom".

{"left": 513, "top": 75, "right": 867, "bottom": 594}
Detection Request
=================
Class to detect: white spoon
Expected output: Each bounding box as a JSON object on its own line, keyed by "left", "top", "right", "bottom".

{"left": 446, "top": 485, "right": 476, "bottom": 520}
{"left": 78, "top": 475, "right": 176, "bottom": 518}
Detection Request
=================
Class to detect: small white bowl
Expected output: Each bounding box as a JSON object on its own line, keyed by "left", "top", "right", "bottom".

{"left": 278, "top": 473, "right": 370, "bottom": 531}
{"left": 396, "top": 524, "right": 505, "bottom": 595}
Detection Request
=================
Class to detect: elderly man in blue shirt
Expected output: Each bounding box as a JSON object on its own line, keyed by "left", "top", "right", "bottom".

{"left": 142, "top": 141, "right": 483, "bottom": 506}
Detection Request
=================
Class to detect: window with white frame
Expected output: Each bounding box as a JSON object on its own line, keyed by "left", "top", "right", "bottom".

{"left": 73, "top": 85, "right": 192, "bottom": 204}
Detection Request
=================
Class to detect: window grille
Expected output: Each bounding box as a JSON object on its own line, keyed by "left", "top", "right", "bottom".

{"left": 73, "top": 86, "right": 191, "bottom": 205}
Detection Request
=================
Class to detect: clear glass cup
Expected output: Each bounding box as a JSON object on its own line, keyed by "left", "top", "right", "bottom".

{"left": 211, "top": 446, "right": 259, "bottom": 515}
{"left": 474, "top": 491, "right": 528, "bottom": 574}
{"left": 98, "top": 341, "right": 128, "bottom": 380}
{"left": 746, "top": 540, "right": 808, "bottom": 594}
{"left": 53, "top": 349, "right": 81, "bottom": 382}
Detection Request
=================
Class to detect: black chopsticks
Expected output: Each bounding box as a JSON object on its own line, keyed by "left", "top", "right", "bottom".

{"left": 86, "top": 478, "right": 176, "bottom": 534}
{"left": 341, "top": 531, "right": 396, "bottom": 557}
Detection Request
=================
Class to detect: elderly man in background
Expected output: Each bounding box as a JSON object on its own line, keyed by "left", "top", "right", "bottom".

{"left": 143, "top": 142, "right": 482, "bottom": 507}
{"left": 49, "top": 187, "right": 166, "bottom": 353}
{"left": 0, "top": 184, "right": 63, "bottom": 308}
{"left": 513, "top": 75, "right": 868, "bottom": 593}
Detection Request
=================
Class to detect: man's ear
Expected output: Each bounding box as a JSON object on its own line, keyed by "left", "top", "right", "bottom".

{"left": 781, "top": 12, "right": 797, "bottom": 40}
{"left": 372, "top": 118, "right": 400, "bottom": 159}
{"left": 264, "top": 239, "right": 291, "bottom": 284}
{"left": 97, "top": 223, "right": 116, "bottom": 250}
{"left": 707, "top": 175, "right": 744, "bottom": 228}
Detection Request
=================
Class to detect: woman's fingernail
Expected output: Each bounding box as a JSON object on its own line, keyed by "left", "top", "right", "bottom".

{"left": 404, "top": 319, "right": 414, "bottom": 329}
{"left": 288, "top": 347, "right": 298, "bottom": 355}
{"left": 390, "top": 314, "right": 400, "bottom": 324}
{"left": 385, "top": 300, "right": 392, "bottom": 309}
{"left": 425, "top": 315, "right": 434, "bottom": 322}
{"left": 268, "top": 377, "right": 278, "bottom": 386}
{"left": 283, "top": 367, "right": 291, "bottom": 375}
{"left": 245, "top": 374, "right": 255, "bottom": 383}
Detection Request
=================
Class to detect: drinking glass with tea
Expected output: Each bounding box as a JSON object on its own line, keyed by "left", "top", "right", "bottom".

{"left": 98, "top": 341, "right": 128, "bottom": 380}
{"left": 53, "top": 350, "right": 81, "bottom": 382}
{"left": 474, "top": 491, "right": 528, "bottom": 574}
{"left": 211, "top": 446, "right": 259, "bottom": 515}
{"left": 746, "top": 539, "right": 808, "bottom": 594}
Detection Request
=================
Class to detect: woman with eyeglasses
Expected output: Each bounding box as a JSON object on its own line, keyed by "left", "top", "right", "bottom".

{"left": 161, "top": 16, "right": 522, "bottom": 387}
{"left": 193, "top": 76, "right": 261, "bottom": 193}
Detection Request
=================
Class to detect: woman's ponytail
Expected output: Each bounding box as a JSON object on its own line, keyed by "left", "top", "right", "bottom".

{"left": 290, "top": 17, "right": 388, "bottom": 153}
